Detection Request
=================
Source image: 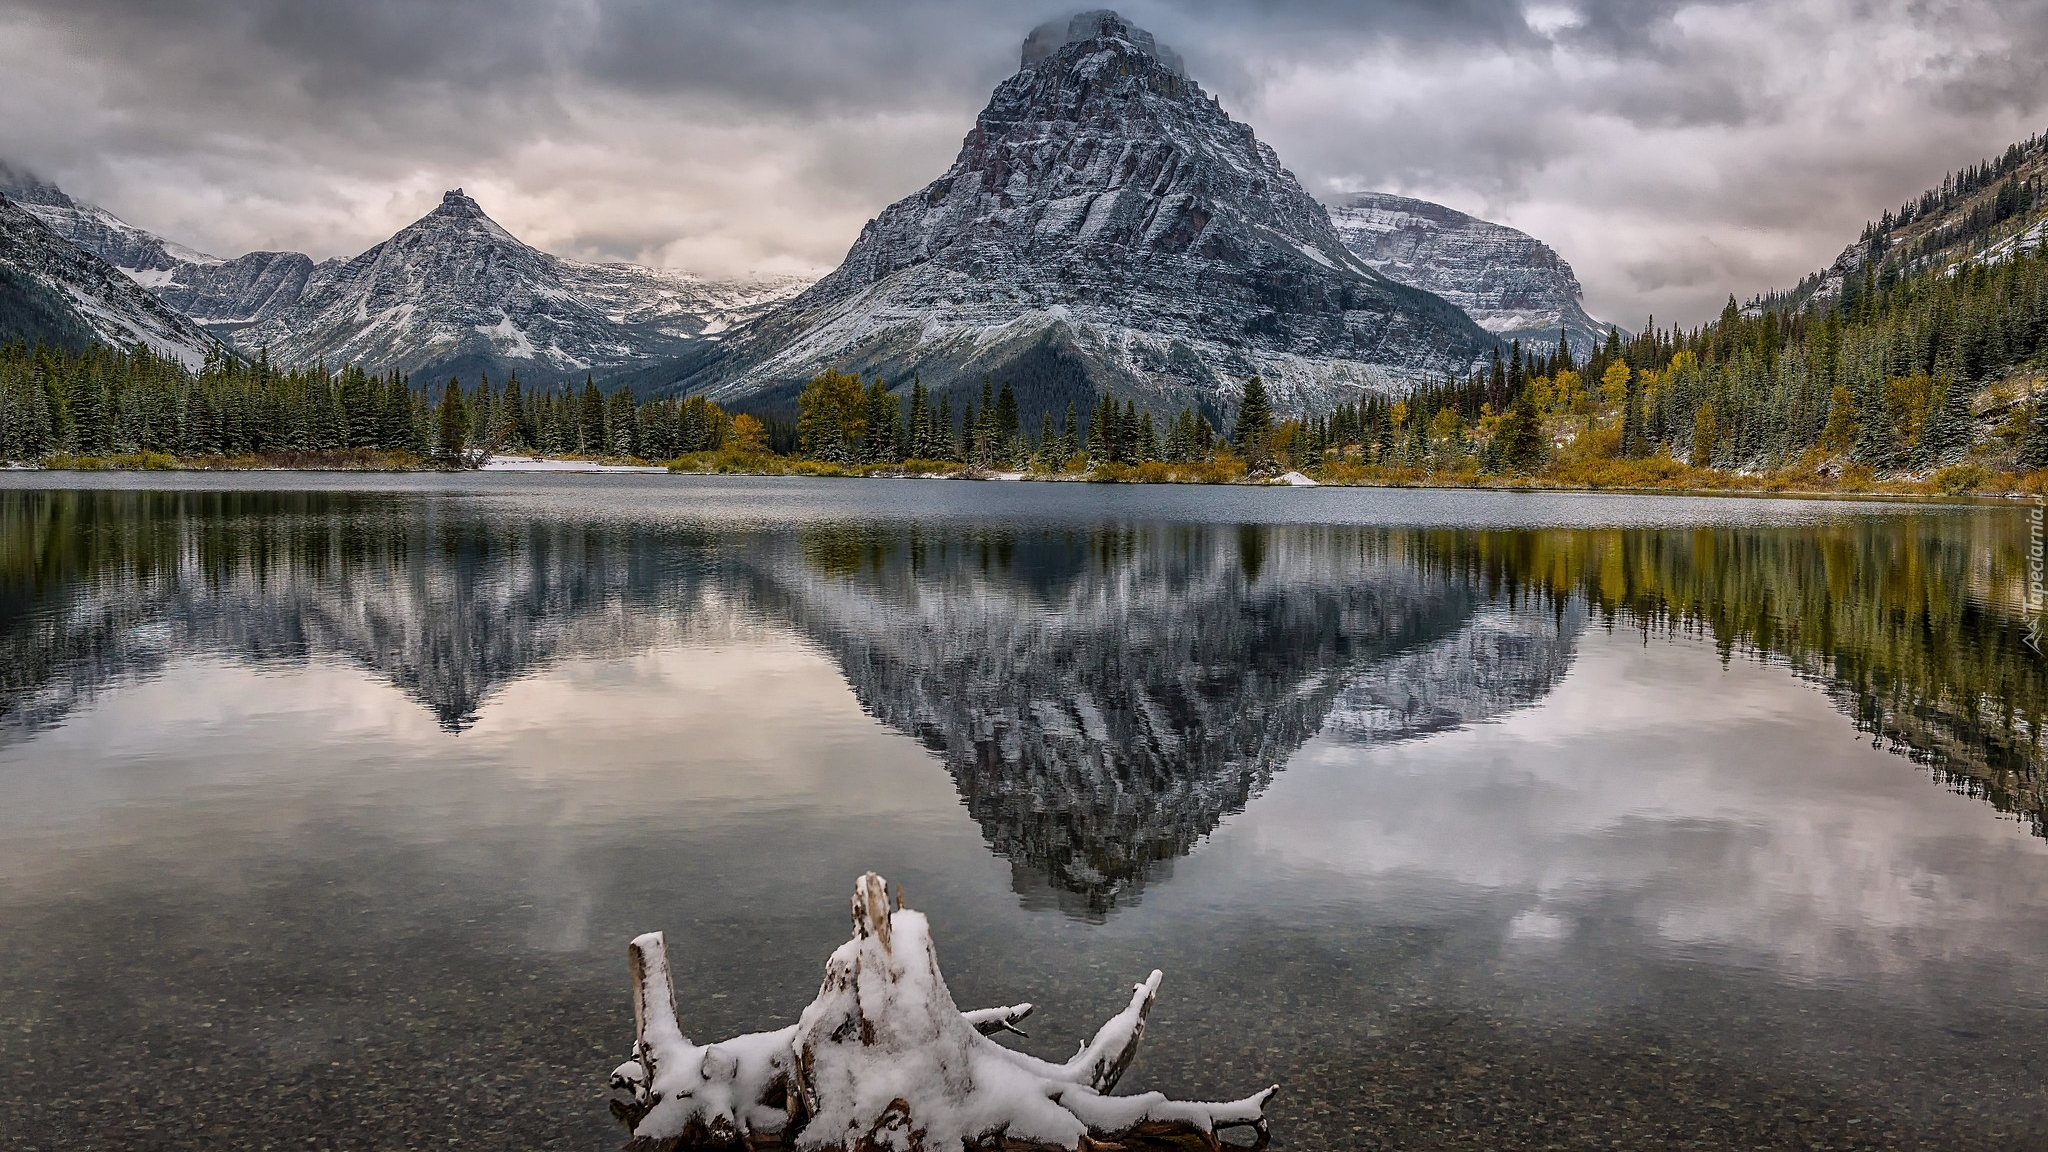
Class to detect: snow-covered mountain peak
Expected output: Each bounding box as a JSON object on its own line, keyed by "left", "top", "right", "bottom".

{"left": 0, "top": 165, "right": 812, "bottom": 384}
{"left": 676, "top": 12, "right": 1489, "bottom": 417}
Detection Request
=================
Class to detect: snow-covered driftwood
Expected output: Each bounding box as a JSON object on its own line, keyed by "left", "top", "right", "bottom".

{"left": 609, "top": 873, "right": 1276, "bottom": 1151}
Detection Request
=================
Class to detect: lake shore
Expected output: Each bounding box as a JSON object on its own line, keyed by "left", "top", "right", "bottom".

{"left": 12, "top": 449, "right": 2043, "bottom": 502}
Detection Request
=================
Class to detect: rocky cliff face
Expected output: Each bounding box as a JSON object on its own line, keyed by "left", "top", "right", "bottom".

{"left": 0, "top": 194, "right": 219, "bottom": 365}
{"left": 676, "top": 10, "right": 1492, "bottom": 420}
{"left": 155, "top": 250, "right": 324, "bottom": 327}
{"left": 1328, "top": 192, "right": 1614, "bottom": 355}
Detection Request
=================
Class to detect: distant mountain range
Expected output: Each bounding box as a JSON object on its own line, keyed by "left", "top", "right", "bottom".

{"left": 0, "top": 8, "right": 1627, "bottom": 416}
{"left": 0, "top": 171, "right": 805, "bottom": 387}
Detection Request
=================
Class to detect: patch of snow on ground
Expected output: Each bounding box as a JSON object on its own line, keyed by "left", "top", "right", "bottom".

{"left": 482, "top": 456, "right": 666, "bottom": 473}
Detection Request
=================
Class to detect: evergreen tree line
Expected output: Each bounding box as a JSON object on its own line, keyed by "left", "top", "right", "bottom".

{"left": 0, "top": 341, "right": 742, "bottom": 464}
{"left": 1365, "top": 234, "right": 2048, "bottom": 476}
{"left": 794, "top": 370, "right": 1281, "bottom": 470}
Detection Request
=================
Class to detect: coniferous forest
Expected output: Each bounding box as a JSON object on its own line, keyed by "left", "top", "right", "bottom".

{"left": 0, "top": 343, "right": 739, "bottom": 467}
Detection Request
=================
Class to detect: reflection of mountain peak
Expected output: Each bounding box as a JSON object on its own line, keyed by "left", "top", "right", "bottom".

{"left": 1324, "top": 599, "right": 1587, "bottom": 744}
{"left": 742, "top": 526, "right": 1583, "bottom": 918}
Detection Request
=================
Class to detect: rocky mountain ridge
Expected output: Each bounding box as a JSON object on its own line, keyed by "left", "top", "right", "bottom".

{"left": 0, "top": 163, "right": 222, "bottom": 283}
{"left": 0, "top": 193, "right": 219, "bottom": 366}
{"left": 668, "top": 10, "right": 1493, "bottom": 421}
{"left": 219, "top": 189, "right": 804, "bottom": 385}
{"left": 1328, "top": 191, "right": 1615, "bottom": 354}
{"left": 0, "top": 167, "right": 807, "bottom": 386}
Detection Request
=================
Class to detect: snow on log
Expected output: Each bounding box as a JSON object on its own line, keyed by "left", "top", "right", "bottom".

{"left": 609, "top": 872, "right": 1276, "bottom": 1151}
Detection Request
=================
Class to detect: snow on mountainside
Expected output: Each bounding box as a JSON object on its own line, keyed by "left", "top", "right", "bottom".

{"left": 0, "top": 193, "right": 219, "bottom": 366}
{"left": 158, "top": 250, "right": 325, "bottom": 326}
{"left": 225, "top": 189, "right": 805, "bottom": 384}
{"left": 671, "top": 10, "right": 1493, "bottom": 420}
{"left": 0, "top": 163, "right": 221, "bottom": 283}
{"left": 1328, "top": 192, "right": 1615, "bottom": 355}
{"left": 0, "top": 165, "right": 808, "bottom": 386}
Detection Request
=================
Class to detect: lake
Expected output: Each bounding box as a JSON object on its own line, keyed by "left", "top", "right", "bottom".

{"left": 2, "top": 474, "right": 2045, "bottom": 1150}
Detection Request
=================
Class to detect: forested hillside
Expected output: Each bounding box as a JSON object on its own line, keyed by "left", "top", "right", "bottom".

{"left": 1344, "top": 132, "right": 2048, "bottom": 485}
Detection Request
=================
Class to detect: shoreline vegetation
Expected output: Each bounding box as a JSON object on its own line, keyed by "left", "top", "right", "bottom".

{"left": 15, "top": 441, "right": 2047, "bottom": 502}
{"left": 7, "top": 216, "right": 2048, "bottom": 503}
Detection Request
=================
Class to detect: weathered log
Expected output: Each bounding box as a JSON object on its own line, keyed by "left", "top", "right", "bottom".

{"left": 608, "top": 873, "right": 1275, "bottom": 1151}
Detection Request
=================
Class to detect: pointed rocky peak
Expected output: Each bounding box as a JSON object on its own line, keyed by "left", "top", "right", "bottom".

{"left": 432, "top": 188, "right": 483, "bottom": 218}
{"left": 1022, "top": 9, "right": 1184, "bottom": 76}
{"left": 383, "top": 186, "right": 525, "bottom": 252}
{"left": 682, "top": 11, "right": 1490, "bottom": 416}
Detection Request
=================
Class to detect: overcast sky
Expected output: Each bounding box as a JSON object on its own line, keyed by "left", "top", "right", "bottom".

{"left": 4, "top": 0, "right": 2045, "bottom": 327}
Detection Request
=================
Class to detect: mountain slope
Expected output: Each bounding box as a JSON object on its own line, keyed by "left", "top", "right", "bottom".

{"left": 1780, "top": 131, "right": 2048, "bottom": 309}
{"left": 0, "top": 194, "right": 219, "bottom": 364}
{"left": 0, "top": 163, "right": 221, "bottom": 284}
{"left": 217, "top": 190, "right": 807, "bottom": 386}
{"left": 1328, "top": 192, "right": 1614, "bottom": 354}
{"left": 672, "top": 10, "right": 1492, "bottom": 420}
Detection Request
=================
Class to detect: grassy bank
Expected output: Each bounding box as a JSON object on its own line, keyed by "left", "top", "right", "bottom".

{"left": 666, "top": 447, "right": 2046, "bottom": 499}
{"left": 30, "top": 448, "right": 425, "bottom": 471}
{"left": 14, "top": 446, "right": 2042, "bottom": 500}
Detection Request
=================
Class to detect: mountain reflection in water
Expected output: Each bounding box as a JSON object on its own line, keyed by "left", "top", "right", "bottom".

{"left": 2, "top": 489, "right": 2042, "bottom": 918}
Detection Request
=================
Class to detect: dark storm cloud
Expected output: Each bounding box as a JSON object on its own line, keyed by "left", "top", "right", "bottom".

{"left": 3, "top": 0, "right": 2047, "bottom": 323}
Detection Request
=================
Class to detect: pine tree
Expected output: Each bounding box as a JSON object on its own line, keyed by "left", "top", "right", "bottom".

{"left": 1232, "top": 376, "right": 1273, "bottom": 464}
{"left": 995, "top": 381, "right": 1020, "bottom": 466}
{"left": 1919, "top": 375, "right": 1974, "bottom": 465}
{"left": 578, "top": 376, "right": 604, "bottom": 455}
{"left": 435, "top": 379, "right": 470, "bottom": 466}
{"left": 1496, "top": 383, "right": 1547, "bottom": 474}
{"left": 2023, "top": 390, "right": 2048, "bottom": 470}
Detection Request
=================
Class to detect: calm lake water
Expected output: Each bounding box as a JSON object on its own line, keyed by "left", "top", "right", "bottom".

{"left": 3, "top": 475, "right": 2047, "bottom": 1151}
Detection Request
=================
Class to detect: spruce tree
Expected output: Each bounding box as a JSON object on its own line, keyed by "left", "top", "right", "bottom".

{"left": 1919, "top": 375, "right": 1974, "bottom": 465}
{"left": 435, "top": 379, "right": 469, "bottom": 466}
{"left": 2023, "top": 391, "right": 2048, "bottom": 471}
{"left": 995, "top": 382, "right": 1020, "bottom": 464}
{"left": 1496, "top": 384, "right": 1547, "bottom": 474}
{"left": 1232, "top": 375, "right": 1273, "bottom": 463}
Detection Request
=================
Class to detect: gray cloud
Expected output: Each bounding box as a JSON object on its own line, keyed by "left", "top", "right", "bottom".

{"left": 2, "top": 0, "right": 2046, "bottom": 324}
